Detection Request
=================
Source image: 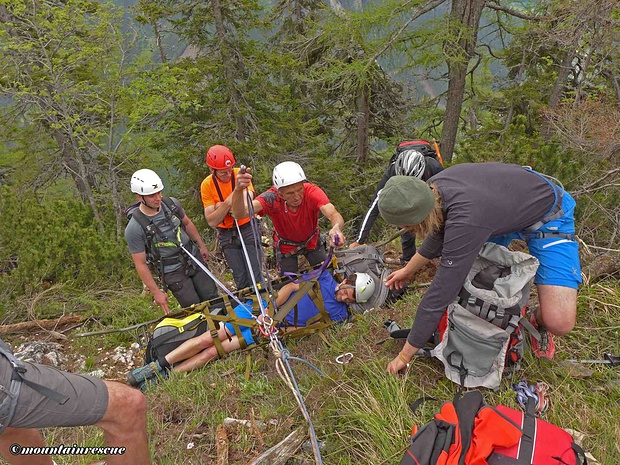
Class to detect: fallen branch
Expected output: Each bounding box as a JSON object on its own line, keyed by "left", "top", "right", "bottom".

{"left": 248, "top": 427, "right": 306, "bottom": 465}
{"left": 215, "top": 424, "right": 228, "bottom": 465}
{"left": 0, "top": 315, "right": 82, "bottom": 335}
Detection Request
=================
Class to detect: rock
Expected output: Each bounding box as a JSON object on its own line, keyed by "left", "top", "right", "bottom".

{"left": 13, "top": 341, "right": 64, "bottom": 367}
{"left": 557, "top": 360, "right": 594, "bottom": 379}
{"left": 112, "top": 345, "right": 135, "bottom": 365}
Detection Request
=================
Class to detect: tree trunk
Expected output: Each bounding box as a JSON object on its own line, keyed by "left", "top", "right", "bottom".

{"left": 212, "top": 0, "right": 247, "bottom": 142}
{"left": 540, "top": 33, "right": 581, "bottom": 141}
{"left": 153, "top": 21, "right": 167, "bottom": 64}
{"left": 440, "top": 0, "right": 485, "bottom": 163}
{"left": 355, "top": 84, "right": 370, "bottom": 163}
{"left": 52, "top": 131, "right": 104, "bottom": 231}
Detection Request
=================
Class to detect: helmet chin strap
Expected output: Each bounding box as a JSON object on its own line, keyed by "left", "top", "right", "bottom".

{"left": 140, "top": 195, "right": 160, "bottom": 212}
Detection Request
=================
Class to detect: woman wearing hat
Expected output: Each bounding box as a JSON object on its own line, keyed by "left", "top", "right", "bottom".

{"left": 378, "top": 163, "right": 581, "bottom": 373}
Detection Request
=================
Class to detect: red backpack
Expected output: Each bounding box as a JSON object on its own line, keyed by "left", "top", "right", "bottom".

{"left": 400, "top": 391, "right": 587, "bottom": 465}
{"left": 396, "top": 139, "right": 443, "bottom": 165}
{"left": 489, "top": 398, "right": 587, "bottom": 465}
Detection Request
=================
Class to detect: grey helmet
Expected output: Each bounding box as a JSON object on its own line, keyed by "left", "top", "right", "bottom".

{"left": 394, "top": 149, "right": 426, "bottom": 178}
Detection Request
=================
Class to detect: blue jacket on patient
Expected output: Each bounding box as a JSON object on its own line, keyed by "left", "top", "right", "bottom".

{"left": 283, "top": 270, "right": 348, "bottom": 327}
{"left": 226, "top": 270, "right": 348, "bottom": 341}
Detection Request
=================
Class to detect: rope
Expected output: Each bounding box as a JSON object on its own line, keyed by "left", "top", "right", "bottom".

{"left": 238, "top": 171, "right": 324, "bottom": 464}
{"left": 180, "top": 245, "right": 246, "bottom": 309}
{"left": 282, "top": 241, "right": 336, "bottom": 283}
{"left": 512, "top": 380, "right": 549, "bottom": 415}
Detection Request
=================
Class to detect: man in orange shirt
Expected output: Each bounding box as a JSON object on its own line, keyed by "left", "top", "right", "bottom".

{"left": 201, "top": 145, "right": 263, "bottom": 290}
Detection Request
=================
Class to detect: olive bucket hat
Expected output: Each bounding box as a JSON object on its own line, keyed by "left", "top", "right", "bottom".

{"left": 378, "top": 176, "right": 435, "bottom": 226}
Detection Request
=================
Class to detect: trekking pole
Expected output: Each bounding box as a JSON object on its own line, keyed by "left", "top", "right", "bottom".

{"left": 566, "top": 353, "right": 620, "bottom": 366}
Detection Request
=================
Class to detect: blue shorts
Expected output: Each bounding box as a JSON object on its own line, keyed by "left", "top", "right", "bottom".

{"left": 224, "top": 300, "right": 260, "bottom": 345}
{"left": 490, "top": 191, "right": 581, "bottom": 289}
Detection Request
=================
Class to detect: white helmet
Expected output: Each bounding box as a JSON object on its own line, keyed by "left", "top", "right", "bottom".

{"left": 355, "top": 272, "right": 376, "bottom": 303}
{"left": 131, "top": 169, "right": 164, "bottom": 195}
{"left": 394, "top": 150, "right": 426, "bottom": 178}
{"left": 272, "top": 161, "right": 306, "bottom": 189}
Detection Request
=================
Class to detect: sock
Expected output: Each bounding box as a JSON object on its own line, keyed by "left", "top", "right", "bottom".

{"left": 158, "top": 355, "right": 171, "bottom": 370}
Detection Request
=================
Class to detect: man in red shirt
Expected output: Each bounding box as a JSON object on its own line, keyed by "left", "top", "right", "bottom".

{"left": 231, "top": 161, "right": 345, "bottom": 274}
{"left": 201, "top": 145, "right": 263, "bottom": 290}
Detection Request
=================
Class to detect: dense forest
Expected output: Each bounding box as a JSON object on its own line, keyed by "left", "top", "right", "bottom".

{"left": 1, "top": 0, "right": 618, "bottom": 317}
{"left": 1, "top": 1, "right": 620, "bottom": 464}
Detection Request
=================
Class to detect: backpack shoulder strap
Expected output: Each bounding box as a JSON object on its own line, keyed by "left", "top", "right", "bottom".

{"left": 212, "top": 176, "right": 235, "bottom": 203}
{"left": 453, "top": 390, "right": 486, "bottom": 465}
{"left": 130, "top": 207, "right": 156, "bottom": 239}
{"left": 161, "top": 196, "right": 177, "bottom": 213}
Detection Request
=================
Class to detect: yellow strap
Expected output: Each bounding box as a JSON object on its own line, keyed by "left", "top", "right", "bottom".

{"left": 245, "top": 352, "right": 252, "bottom": 380}
{"left": 204, "top": 315, "right": 227, "bottom": 359}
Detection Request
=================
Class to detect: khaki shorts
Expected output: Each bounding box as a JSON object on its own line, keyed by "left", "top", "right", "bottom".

{"left": 0, "top": 356, "right": 108, "bottom": 429}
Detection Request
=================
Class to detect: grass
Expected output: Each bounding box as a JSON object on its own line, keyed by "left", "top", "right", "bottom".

{"left": 2, "top": 275, "right": 620, "bottom": 464}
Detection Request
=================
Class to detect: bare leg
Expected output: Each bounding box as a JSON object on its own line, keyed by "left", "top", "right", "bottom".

{"left": 164, "top": 326, "right": 229, "bottom": 366}
{"left": 0, "top": 428, "right": 52, "bottom": 465}
{"left": 536, "top": 284, "right": 577, "bottom": 336}
{"left": 172, "top": 336, "right": 242, "bottom": 372}
{"left": 94, "top": 380, "right": 151, "bottom": 465}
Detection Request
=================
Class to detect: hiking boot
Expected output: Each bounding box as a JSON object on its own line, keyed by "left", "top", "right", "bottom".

{"left": 529, "top": 314, "right": 556, "bottom": 360}
{"left": 127, "top": 361, "right": 165, "bottom": 387}
{"left": 137, "top": 370, "right": 168, "bottom": 392}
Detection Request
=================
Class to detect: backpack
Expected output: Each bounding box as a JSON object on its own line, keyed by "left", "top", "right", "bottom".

{"left": 144, "top": 312, "right": 209, "bottom": 364}
{"left": 396, "top": 139, "right": 439, "bottom": 160}
{"left": 490, "top": 399, "right": 588, "bottom": 465}
{"left": 400, "top": 390, "right": 587, "bottom": 465}
{"left": 430, "top": 242, "right": 539, "bottom": 390}
{"left": 124, "top": 197, "right": 186, "bottom": 275}
{"left": 333, "top": 244, "right": 390, "bottom": 313}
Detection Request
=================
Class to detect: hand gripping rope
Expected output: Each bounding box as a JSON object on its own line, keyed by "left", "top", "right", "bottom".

{"left": 232, "top": 166, "right": 325, "bottom": 464}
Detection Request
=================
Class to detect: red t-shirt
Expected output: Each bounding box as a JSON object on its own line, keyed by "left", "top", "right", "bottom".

{"left": 256, "top": 183, "right": 330, "bottom": 254}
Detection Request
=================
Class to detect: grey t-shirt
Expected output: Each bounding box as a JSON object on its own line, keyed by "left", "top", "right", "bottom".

{"left": 408, "top": 163, "right": 555, "bottom": 348}
{"left": 124, "top": 198, "right": 191, "bottom": 273}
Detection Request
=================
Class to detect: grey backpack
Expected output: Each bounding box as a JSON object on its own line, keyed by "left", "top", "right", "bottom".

{"left": 333, "top": 245, "right": 390, "bottom": 313}
{"left": 431, "top": 242, "right": 539, "bottom": 390}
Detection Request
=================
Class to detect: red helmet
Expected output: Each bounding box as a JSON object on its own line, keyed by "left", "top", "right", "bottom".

{"left": 206, "top": 145, "right": 235, "bottom": 170}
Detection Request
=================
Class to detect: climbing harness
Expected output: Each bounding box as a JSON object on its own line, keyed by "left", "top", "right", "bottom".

{"left": 522, "top": 166, "right": 575, "bottom": 241}
{"left": 283, "top": 237, "right": 338, "bottom": 284}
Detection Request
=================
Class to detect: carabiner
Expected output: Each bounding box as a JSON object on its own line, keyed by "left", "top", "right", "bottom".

{"left": 335, "top": 352, "right": 353, "bottom": 365}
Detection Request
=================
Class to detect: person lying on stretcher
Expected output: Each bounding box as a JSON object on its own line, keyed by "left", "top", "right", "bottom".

{"left": 127, "top": 270, "right": 375, "bottom": 391}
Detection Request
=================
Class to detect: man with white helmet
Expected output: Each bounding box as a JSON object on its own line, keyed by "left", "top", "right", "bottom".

{"left": 125, "top": 169, "right": 218, "bottom": 314}
{"left": 231, "top": 161, "right": 346, "bottom": 275}
{"left": 350, "top": 142, "right": 443, "bottom": 264}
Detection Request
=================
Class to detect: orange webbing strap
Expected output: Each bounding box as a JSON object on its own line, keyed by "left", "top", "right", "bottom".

{"left": 433, "top": 138, "right": 444, "bottom": 167}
